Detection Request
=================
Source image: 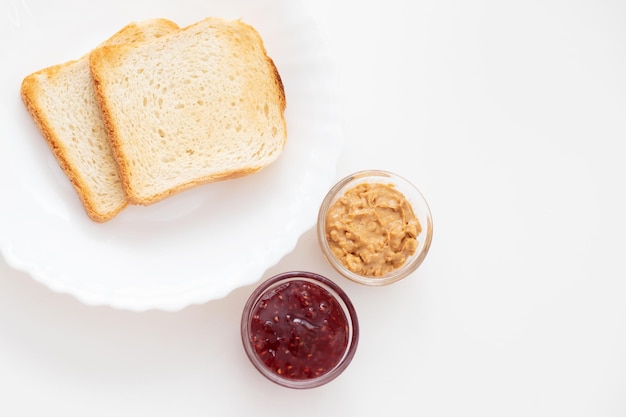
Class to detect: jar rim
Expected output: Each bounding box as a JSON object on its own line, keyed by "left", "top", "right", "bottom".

{"left": 241, "top": 271, "right": 359, "bottom": 389}
{"left": 317, "top": 170, "right": 433, "bottom": 286}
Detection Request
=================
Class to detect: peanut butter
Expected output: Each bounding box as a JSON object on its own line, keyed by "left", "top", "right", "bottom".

{"left": 325, "top": 182, "right": 421, "bottom": 277}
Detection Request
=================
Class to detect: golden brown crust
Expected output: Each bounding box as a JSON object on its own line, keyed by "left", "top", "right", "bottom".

{"left": 21, "top": 19, "right": 178, "bottom": 222}
{"left": 21, "top": 70, "right": 123, "bottom": 223}
{"left": 123, "top": 166, "right": 263, "bottom": 206}
{"left": 89, "top": 44, "right": 136, "bottom": 203}
{"left": 106, "top": 18, "right": 179, "bottom": 44}
{"left": 90, "top": 17, "right": 288, "bottom": 206}
{"left": 266, "top": 54, "right": 288, "bottom": 147}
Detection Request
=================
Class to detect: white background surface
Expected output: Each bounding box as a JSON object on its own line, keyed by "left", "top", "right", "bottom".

{"left": 2, "top": 0, "right": 626, "bottom": 416}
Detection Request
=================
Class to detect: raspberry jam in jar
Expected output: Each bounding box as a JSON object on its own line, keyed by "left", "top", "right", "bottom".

{"left": 241, "top": 271, "right": 359, "bottom": 389}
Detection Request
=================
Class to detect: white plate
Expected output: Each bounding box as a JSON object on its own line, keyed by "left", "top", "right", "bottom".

{"left": 0, "top": 0, "right": 343, "bottom": 311}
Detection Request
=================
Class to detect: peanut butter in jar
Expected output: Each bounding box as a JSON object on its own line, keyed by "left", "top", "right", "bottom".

{"left": 325, "top": 182, "right": 421, "bottom": 277}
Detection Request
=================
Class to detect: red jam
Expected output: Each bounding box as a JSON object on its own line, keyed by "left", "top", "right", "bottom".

{"left": 248, "top": 279, "right": 350, "bottom": 380}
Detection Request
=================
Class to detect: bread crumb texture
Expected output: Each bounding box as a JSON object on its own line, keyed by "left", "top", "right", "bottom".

{"left": 20, "top": 18, "right": 179, "bottom": 222}
{"left": 91, "top": 17, "right": 287, "bottom": 205}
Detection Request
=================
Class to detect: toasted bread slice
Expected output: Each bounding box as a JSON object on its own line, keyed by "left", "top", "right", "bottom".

{"left": 90, "top": 17, "right": 287, "bottom": 205}
{"left": 21, "top": 18, "right": 179, "bottom": 222}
